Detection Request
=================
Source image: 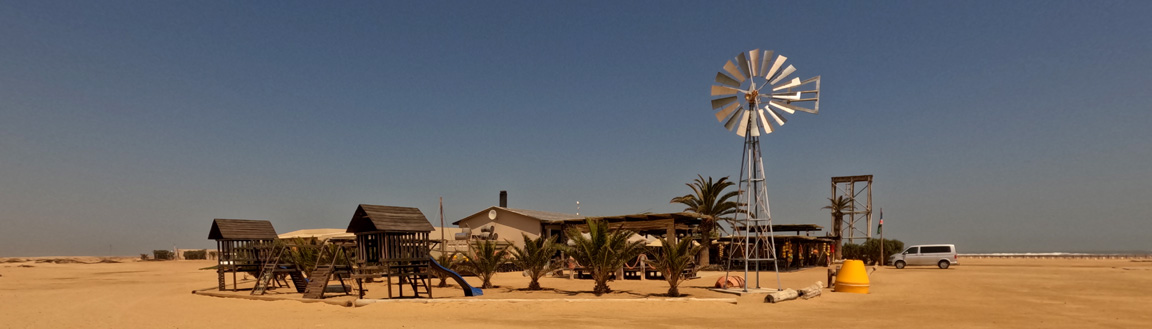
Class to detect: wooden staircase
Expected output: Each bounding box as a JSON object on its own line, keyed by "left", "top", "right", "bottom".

{"left": 303, "top": 244, "right": 355, "bottom": 299}
{"left": 302, "top": 266, "right": 333, "bottom": 299}
{"left": 251, "top": 245, "right": 286, "bottom": 295}
{"left": 288, "top": 270, "right": 308, "bottom": 293}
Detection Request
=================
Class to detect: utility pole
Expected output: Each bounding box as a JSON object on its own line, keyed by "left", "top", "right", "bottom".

{"left": 440, "top": 197, "right": 445, "bottom": 255}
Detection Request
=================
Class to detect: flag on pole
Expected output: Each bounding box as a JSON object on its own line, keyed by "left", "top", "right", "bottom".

{"left": 877, "top": 208, "right": 883, "bottom": 235}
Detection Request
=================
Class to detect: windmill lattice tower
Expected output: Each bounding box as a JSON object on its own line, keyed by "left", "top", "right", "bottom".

{"left": 710, "top": 49, "right": 821, "bottom": 292}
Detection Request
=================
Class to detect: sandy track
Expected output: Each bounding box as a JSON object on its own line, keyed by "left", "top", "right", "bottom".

{"left": 1, "top": 258, "right": 1149, "bottom": 328}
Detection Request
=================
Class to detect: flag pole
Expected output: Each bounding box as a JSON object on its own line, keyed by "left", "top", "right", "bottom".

{"left": 879, "top": 208, "right": 884, "bottom": 266}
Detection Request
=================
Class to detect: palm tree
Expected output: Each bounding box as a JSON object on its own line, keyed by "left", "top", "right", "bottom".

{"left": 432, "top": 251, "right": 459, "bottom": 287}
{"left": 459, "top": 240, "right": 508, "bottom": 289}
{"left": 646, "top": 237, "right": 702, "bottom": 297}
{"left": 670, "top": 175, "right": 740, "bottom": 266}
{"left": 278, "top": 237, "right": 322, "bottom": 279}
{"left": 509, "top": 233, "right": 562, "bottom": 290}
{"left": 565, "top": 219, "right": 646, "bottom": 296}
{"left": 822, "top": 196, "right": 853, "bottom": 260}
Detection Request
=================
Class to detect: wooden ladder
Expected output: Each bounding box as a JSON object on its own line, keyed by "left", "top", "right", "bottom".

{"left": 288, "top": 270, "right": 308, "bottom": 293}
{"left": 251, "top": 245, "right": 285, "bottom": 295}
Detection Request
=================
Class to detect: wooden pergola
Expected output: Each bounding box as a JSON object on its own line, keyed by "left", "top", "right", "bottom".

{"left": 208, "top": 218, "right": 278, "bottom": 291}
{"left": 720, "top": 224, "right": 834, "bottom": 270}
{"left": 556, "top": 212, "right": 704, "bottom": 241}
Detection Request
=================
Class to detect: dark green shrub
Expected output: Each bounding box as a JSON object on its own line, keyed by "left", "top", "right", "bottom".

{"left": 842, "top": 239, "right": 904, "bottom": 265}
{"left": 153, "top": 250, "right": 174, "bottom": 260}
{"left": 183, "top": 250, "right": 207, "bottom": 260}
{"left": 841, "top": 243, "right": 867, "bottom": 261}
{"left": 140, "top": 254, "right": 149, "bottom": 261}
{"left": 864, "top": 238, "right": 904, "bottom": 265}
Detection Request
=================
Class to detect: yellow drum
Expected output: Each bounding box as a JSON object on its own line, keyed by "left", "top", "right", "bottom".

{"left": 834, "top": 260, "right": 870, "bottom": 294}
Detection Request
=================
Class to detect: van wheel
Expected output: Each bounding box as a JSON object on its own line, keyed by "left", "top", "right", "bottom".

{"left": 938, "top": 260, "right": 950, "bottom": 269}
{"left": 895, "top": 261, "right": 905, "bottom": 269}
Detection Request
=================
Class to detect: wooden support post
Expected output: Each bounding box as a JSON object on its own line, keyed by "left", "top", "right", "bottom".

{"left": 639, "top": 258, "right": 646, "bottom": 281}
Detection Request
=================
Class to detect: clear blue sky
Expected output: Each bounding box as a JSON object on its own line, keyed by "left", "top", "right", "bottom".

{"left": 2, "top": 1, "right": 1150, "bottom": 256}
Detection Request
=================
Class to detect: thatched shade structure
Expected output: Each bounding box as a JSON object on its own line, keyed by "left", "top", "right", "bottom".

{"left": 208, "top": 218, "right": 278, "bottom": 291}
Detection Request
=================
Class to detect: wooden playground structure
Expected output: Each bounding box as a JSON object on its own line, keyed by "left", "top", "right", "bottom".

{"left": 206, "top": 204, "right": 481, "bottom": 300}
{"left": 208, "top": 218, "right": 301, "bottom": 292}
{"left": 347, "top": 204, "right": 446, "bottom": 299}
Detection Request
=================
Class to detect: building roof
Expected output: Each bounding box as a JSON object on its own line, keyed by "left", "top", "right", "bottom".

{"left": 347, "top": 204, "right": 434, "bottom": 233}
{"left": 452, "top": 206, "right": 582, "bottom": 225}
{"left": 732, "top": 224, "right": 825, "bottom": 232}
{"left": 563, "top": 212, "right": 704, "bottom": 234}
{"left": 208, "top": 219, "right": 278, "bottom": 240}
{"left": 718, "top": 234, "right": 834, "bottom": 242}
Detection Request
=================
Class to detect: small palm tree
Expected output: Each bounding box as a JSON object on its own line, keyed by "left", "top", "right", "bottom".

{"left": 432, "top": 251, "right": 459, "bottom": 287}
{"left": 278, "top": 238, "right": 322, "bottom": 279}
{"left": 460, "top": 240, "right": 508, "bottom": 289}
{"left": 509, "top": 234, "right": 562, "bottom": 290}
{"left": 565, "top": 219, "right": 646, "bottom": 296}
{"left": 822, "top": 196, "right": 853, "bottom": 260}
{"left": 646, "top": 237, "right": 702, "bottom": 297}
{"left": 670, "top": 175, "right": 740, "bottom": 266}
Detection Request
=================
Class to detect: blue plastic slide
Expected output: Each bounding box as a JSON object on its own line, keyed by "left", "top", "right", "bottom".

{"left": 428, "top": 256, "right": 483, "bottom": 297}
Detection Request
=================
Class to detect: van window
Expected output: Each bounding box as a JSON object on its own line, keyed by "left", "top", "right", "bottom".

{"left": 922, "top": 246, "right": 951, "bottom": 253}
{"left": 904, "top": 247, "right": 918, "bottom": 254}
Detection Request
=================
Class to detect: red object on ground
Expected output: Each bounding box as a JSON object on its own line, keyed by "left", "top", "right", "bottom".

{"left": 715, "top": 275, "right": 745, "bottom": 289}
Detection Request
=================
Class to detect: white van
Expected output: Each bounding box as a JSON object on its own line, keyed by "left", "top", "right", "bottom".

{"left": 890, "top": 244, "right": 958, "bottom": 269}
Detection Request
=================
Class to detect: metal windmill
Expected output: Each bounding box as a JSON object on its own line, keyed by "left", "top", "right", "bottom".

{"left": 711, "top": 49, "right": 820, "bottom": 292}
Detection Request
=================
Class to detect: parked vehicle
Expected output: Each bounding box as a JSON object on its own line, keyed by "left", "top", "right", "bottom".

{"left": 890, "top": 244, "right": 958, "bottom": 269}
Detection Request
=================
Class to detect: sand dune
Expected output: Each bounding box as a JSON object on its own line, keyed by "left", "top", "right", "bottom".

{"left": 1, "top": 257, "right": 1149, "bottom": 328}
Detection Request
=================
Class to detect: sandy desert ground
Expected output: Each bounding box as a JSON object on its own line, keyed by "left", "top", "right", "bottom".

{"left": 1, "top": 257, "right": 1150, "bottom": 328}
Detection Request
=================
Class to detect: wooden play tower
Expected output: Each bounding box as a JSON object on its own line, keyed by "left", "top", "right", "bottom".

{"left": 208, "top": 218, "right": 279, "bottom": 291}
{"left": 345, "top": 204, "right": 435, "bottom": 299}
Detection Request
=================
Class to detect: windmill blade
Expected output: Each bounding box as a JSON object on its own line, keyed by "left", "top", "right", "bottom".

{"left": 771, "top": 92, "right": 802, "bottom": 101}
{"left": 805, "top": 76, "right": 821, "bottom": 114}
{"left": 714, "top": 102, "right": 739, "bottom": 122}
{"left": 764, "top": 55, "right": 786, "bottom": 81}
{"left": 723, "top": 106, "right": 744, "bottom": 131}
{"left": 723, "top": 61, "right": 746, "bottom": 83}
{"left": 771, "top": 100, "right": 817, "bottom": 114}
{"left": 757, "top": 108, "right": 774, "bottom": 134}
{"left": 769, "top": 65, "right": 796, "bottom": 85}
{"left": 759, "top": 50, "right": 773, "bottom": 77}
{"left": 771, "top": 77, "right": 802, "bottom": 91}
{"left": 765, "top": 106, "right": 788, "bottom": 126}
{"left": 736, "top": 52, "right": 750, "bottom": 78}
{"left": 749, "top": 49, "right": 761, "bottom": 77}
{"left": 748, "top": 109, "right": 760, "bottom": 136}
{"left": 768, "top": 101, "right": 795, "bottom": 114}
{"left": 795, "top": 76, "right": 820, "bottom": 88}
{"left": 735, "top": 109, "right": 750, "bottom": 137}
{"left": 711, "top": 96, "right": 737, "bottom": 109}
{"left": 711, "top": 85, "right": 741, "bottom": 96}
{"left": 715, "top": 72, "right": 741, "bottom": 88}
